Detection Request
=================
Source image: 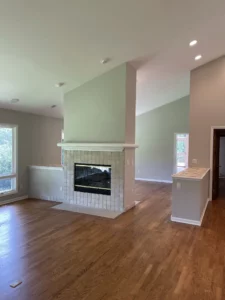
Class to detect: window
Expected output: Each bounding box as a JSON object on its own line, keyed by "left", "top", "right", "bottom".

{"left": 175, "top": 133, "right": 189, "bottom": 173}
{"left": 0, "top": 125, "right": 17, "bottom": 196}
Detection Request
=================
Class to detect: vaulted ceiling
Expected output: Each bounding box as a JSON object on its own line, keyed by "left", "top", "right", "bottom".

{"left": 0, "top": 0, "right": 225, "bottom": 117}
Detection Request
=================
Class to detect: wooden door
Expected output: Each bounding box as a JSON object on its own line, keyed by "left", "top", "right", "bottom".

{"left": 212, "top": 130, "right": 220, "bottom": 200}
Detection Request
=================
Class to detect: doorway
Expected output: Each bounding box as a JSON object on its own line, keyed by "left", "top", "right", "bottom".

{"left": 174, "top": 133, "right": 189, "bottom": 173}
{"left": 212, "top": 129, "right": 225, "bottom": 200}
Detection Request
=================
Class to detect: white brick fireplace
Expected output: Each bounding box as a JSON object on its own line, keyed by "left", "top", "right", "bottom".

{"left": 58, "top": 143, "right": 138, "bottom": 213}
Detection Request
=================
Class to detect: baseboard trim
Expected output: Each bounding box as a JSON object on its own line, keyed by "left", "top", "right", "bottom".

{"left": 171, "top": 198, "right": 210, "bottom": 227}
{"left": 0, "top": 195, "right": 28, "bottom": 206}
{"left": 135, "top": 178, "right": 172, "bottom": 184}
{"left": 171, "top": 216, "right": 201, "bottom": 226}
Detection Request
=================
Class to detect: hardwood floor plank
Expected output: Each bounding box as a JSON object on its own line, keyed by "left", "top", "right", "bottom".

{"left": 0, "top": 181, "right": 225, "bottom": 299}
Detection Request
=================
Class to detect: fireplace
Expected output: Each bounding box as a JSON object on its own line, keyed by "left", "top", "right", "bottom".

{"left": 74, "top": 163, "right": 111, "bottom": 195}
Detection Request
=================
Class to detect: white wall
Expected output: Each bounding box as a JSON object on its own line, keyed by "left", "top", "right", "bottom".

{"left": 29, "top": 167, "right": 63, "bottom": 201}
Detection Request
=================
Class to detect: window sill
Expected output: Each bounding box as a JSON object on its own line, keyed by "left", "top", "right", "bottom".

{"left": 0, "top": 190, "right": 17, "bottom": 198}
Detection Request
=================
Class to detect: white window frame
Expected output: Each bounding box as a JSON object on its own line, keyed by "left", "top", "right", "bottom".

{"left": 0, "top": 124, "right": 18, "bottom": 197}
{"left": 173, "top": 133, "right": 189, "bottom": 174}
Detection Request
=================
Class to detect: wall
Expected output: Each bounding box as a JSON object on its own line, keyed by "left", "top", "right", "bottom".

{"left": 64, "top": 64, "right": 126, "bottom": 143}
{"left": 29, "top": 115, "right": 63, "bottom": 166}
{"left": 172, "top": 171, "right": 209, "bottom": 223}
{"left": 219, "top": 137, "right": 225, "bottom": 177}
{"left": 135, "top": 96, "right": 189, "bottom": 182}
{"left": 0, "top": 108, "right": 63, "bottom": 201}
{"left": 189, "top": 56, "right": 225, "bottom": 167}
{"left": 64, "top": 63, "right": 136, "bottom": 143}
{"left": 125, "top": 64, "right": 136, "bottom": 144}
{"left": 29, "top": 167, "right": 63, "bottom": 202}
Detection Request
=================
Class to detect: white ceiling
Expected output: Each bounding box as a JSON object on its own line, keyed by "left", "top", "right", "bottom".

{"left": 0, "top": 0, "right": 225, "bottom": 118}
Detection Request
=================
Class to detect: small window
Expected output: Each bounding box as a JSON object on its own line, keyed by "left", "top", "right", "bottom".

{"left": 175, "top": 133, "right": 189, "bottom": 173}
{"left": 0, "top": 125, "right": 17, "bottom": 196}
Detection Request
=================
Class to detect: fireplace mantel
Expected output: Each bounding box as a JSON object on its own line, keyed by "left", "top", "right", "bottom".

{"left": 57, "top": 143, "right": 138, "bottom": 152}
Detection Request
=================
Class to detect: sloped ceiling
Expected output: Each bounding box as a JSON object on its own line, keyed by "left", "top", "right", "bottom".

{"left": 0, "top": 0, "right": 225, "bottom": 117}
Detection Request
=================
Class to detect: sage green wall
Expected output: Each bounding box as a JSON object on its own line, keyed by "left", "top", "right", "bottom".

{"left": 136, "top": 96, "right": 189, "bottom": 182}
{"left": 64, "top": 64, "right": 127, "bottom": 143}
{"left": 0, "top": 108, "right": 63, "bottom": 202}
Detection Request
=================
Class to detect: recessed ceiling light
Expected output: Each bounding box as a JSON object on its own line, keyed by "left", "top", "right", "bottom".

{"left": 55, "top": 82, "right": 65, "bottom": 88}
{"left": 11, "top": 98, "right": 19, "bottom": 104}
{"left": 189, "top": 40, "right": 197, "bottom": 47}
{"left": 51, "top": 105, "right": 57, "bottom": 108}
{"left": 195, "top": 55, "right": 202, "bottom": 61}
{"left": 100, "top": 58, "right": 110, "bottom": 64}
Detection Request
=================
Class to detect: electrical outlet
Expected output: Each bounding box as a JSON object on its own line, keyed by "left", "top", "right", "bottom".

{"left": 192, "top": 159, "right": 198, "bottom": 164}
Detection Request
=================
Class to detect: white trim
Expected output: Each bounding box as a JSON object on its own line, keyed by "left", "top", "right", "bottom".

{"left": 171, "top": 216, "right": 201, "bottom": 226}
{"left": 29, "top": 166, "right": 63, "bottom": 171}
{"left": 0, "top": 123, "right": 18, "bottom": 128}
{"left": 0, "top": 124, "right": 18, "bottom": 193}
{"left": 57, "top": 143, "right": 138, "bottom": 152}
{"left": 0, "top": 190, "right": 17, "bottom": 198}
{"left": 209, "top": 126, "right": 225, "bottom": 200}
{"left": 14, "top": 125, "right": 18, "bottom": 193}
{"left": 171, "top": 198, "right": 209, "bottom": 226}
{"left": 0, "top": 195, "right": 28, "bottom": 206}
{"left": 0, "top": 173, "right": 17, "bottom": 180}
{"left": 135, "top": 178, "right": 172, "bottom": 183}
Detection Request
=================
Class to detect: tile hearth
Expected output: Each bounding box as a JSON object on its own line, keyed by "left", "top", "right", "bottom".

{"left": 52, "top": 203, "right": 121, "bottom": 219}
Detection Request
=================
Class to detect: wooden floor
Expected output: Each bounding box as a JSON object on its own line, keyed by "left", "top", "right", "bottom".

{"left": 0, "top": 181, "right": 225, "bottom": 300}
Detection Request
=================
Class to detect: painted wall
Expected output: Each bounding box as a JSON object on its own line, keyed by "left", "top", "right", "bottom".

{"left": 28, "top": 167, "right": 63, "bottom": 202}
{"left": 0, "top": 108, "right": 63, "bottom": 201}
{"left": 172, "top": 171, "right": 209, "bottom": 222}
{"left": 135, "top": 96, "right": 189, "bottom": 182}
{"left": 125, "top": 64, "right": 136, "bottom": 144}
{"left": 29, "top": 115, "right": 63, "bottom": 166}
{"left": 219, "top": 137, "right": 225, "bottom": 177}
{"left": 64, "top": 63, "right": 136, "bottom": 143}
{"left": 189, "top": 56, "right": 225, "bottom": 167}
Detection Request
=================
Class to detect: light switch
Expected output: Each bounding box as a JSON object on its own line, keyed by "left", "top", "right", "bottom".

{"left": 192, "top": 159, "right": 198, "bottom": 164}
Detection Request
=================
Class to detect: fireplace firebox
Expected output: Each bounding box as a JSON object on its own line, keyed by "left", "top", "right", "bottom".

{"left": 74, "top": 163, "right": 111, "bottom": 195}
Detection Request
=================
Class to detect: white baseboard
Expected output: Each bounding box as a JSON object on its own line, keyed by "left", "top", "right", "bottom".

{"left": 171, "top": 216, "right": 201, "bottom": 226}
{"left": 0, "top": 195, "right": 28, "bottom": 206}
{"left": 171, "top": 198, "right": 210, "bottom": 227}
{"left": 135, "top": 178, "right": 172, "bottom": 184}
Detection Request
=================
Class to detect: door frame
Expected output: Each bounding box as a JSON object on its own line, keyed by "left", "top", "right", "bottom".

{"left": 209, "top": 126, "right": 225, "bottom": 200}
